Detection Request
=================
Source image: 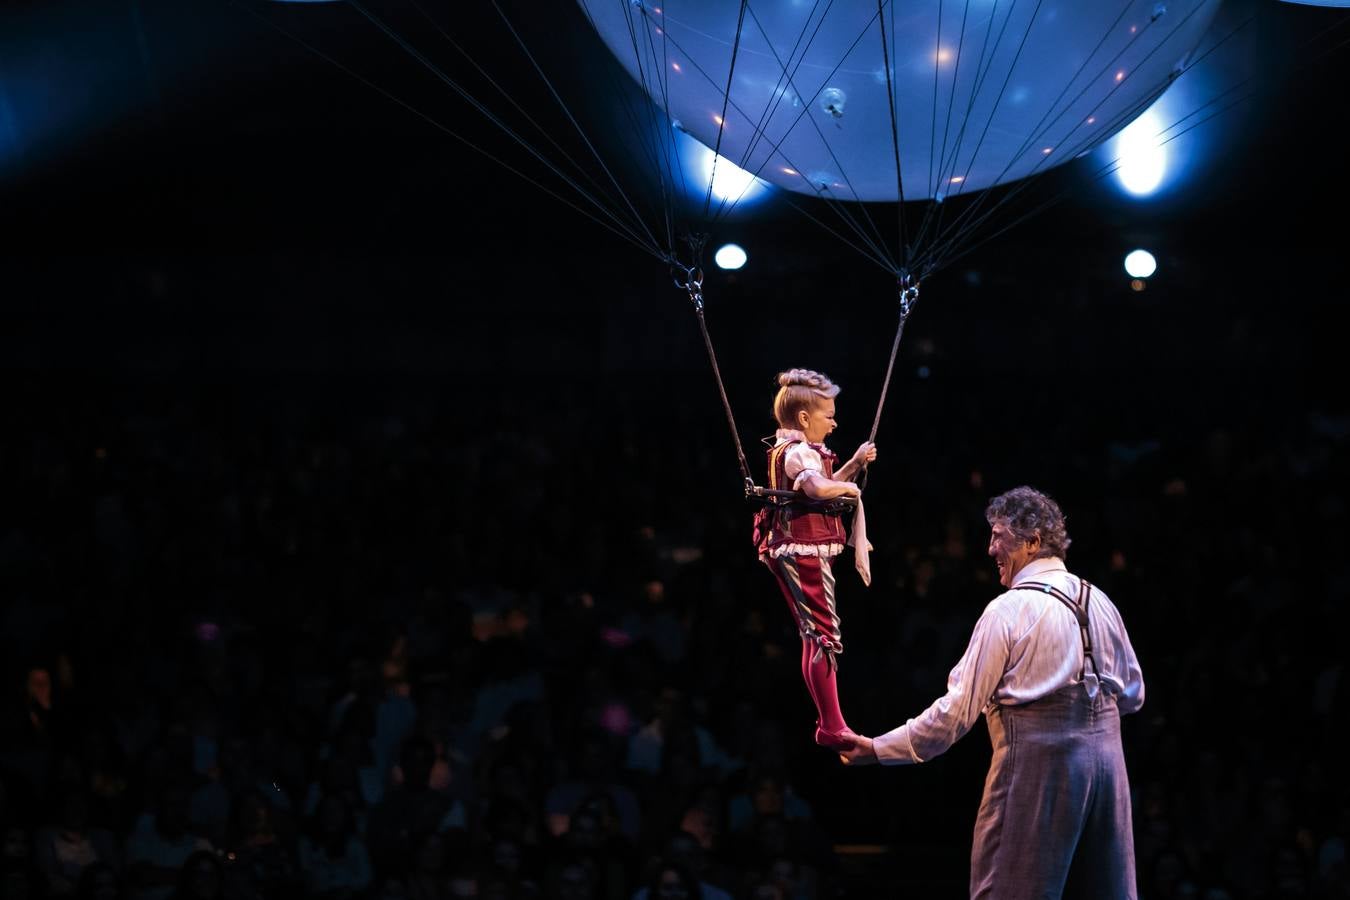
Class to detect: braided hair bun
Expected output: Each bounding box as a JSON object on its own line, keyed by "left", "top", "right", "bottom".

{"left": 773, "top": 368, "right": 840, "bottom": 429}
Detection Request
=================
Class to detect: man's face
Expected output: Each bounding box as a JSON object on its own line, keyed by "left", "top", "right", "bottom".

{"left": 988, "top": 520, "right": 1038, "bottom": 588}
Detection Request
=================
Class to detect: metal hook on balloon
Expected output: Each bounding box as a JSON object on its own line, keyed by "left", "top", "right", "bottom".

{"left": 671, "top": 262, "right": 705, "bottom": 310}
{"left": 898, "top": 272, "right": 920, "bottom": 321}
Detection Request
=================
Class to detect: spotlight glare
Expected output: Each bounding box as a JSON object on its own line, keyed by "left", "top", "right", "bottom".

{"left": 714, "top": 243, "right": 748, "bottom": 270}
{"left": 701, "top": 149, "right": 764, "bottom": 203}
{"left": 1124, "top": 249, "right": 1157, "bottom": 279}
{"left": 1114, "top": 110, "right": 1167, "bottom": 196}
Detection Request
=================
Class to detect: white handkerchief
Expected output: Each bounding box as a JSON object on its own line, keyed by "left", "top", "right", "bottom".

{"left": 847, "top": 496, "right": 873, "bottom": 587}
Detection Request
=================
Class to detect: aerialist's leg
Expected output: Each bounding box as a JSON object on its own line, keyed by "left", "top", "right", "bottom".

{"left": 764, "top": 554, "right": 851, "bottom": 746}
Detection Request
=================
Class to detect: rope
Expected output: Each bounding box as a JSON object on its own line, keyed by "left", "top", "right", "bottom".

{"left": 672, "top": 249, "right": 754, "bottom": 489}
{"left": 869, "top": 278, "right": 919, "bottom": 444}
{"left": 703, "top": 0, "right": 751, "bottom": 219}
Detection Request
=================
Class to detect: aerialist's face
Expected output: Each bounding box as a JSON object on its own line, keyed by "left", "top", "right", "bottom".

{"left": 988, "top": 521, "right": 1039, "bottom": 588}
{"left": 797, "top": 398, "right": 836, "bottom": 444}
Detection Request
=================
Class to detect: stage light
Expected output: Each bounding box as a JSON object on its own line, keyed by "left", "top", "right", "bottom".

{"left": 683, "top": 132, "right": 766, "bottom": 205}
{"left": 714, "top": 243, "right": 747, "bottom": 270}
{"left": 1113, "top": 110, "right": 1167, "bottom": 196}
{"left": 1124, "top": 249, "right": 1157, "bottom": 278}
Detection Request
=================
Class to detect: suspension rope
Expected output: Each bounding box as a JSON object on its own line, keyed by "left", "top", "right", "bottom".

{"left": 672, "top": 241, "right": 755, "bottom": 490}
{"left": 229, "top": 0, "right": 666, "bottom": 262}
{"left": 876, "top": 0, "right": 909, "bottom": 270}
{"left": 703, "top": 0, "right": 751, "bottom": 219}
{"left": 869, "top": 276, "right": 920, "bottom": 445}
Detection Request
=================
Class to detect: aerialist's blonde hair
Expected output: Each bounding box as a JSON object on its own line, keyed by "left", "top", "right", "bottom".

{"left": 772, "top": 368, "right": 840, "bottom": 430}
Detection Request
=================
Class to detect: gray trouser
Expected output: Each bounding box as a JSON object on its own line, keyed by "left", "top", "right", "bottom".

{"left": 970, "top": 686, "right": 1137, "bottom": 900}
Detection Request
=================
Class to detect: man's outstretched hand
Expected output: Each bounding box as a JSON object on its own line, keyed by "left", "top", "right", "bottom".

{"left": 838, "top": 734, "right": 880, "bottom": 766}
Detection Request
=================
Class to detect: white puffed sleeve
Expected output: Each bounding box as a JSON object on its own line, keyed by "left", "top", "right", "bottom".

{"left": 783, "top": 443, "right": 826, "bottom": 491}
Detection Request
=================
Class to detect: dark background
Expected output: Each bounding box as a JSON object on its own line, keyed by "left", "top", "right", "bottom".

{"left": 2, "top": 1, "right": 1349, "bottom": 898}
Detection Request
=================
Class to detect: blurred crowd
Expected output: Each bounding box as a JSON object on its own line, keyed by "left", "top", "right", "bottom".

{"left": 1, "top": 368, "right": 1346, "bottom": 899}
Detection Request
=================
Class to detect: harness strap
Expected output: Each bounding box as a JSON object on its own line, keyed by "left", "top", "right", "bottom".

{"left": 1018, "top": 579, "right": 1101, "bottom": 682}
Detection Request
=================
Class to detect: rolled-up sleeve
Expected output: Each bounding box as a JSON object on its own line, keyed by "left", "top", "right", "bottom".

{"left": 874, "top": 604, "right": 1012, "bottom": 765}
{"left": 1105, "top": 601, "right": 1145, "bottom": 715}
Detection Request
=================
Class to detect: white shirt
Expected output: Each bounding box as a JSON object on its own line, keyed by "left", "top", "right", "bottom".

{"left": 874, "top": 557, "right": 1144, "bottom": 765}
{"left": 765, "top": 429, "right": 846, "bottom": 560}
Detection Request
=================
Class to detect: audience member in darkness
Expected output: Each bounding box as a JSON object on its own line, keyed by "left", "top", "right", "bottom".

{"left": 367, "top": 737, "right": 462, "bottom": 877}
{"left": 75, "top": 861, "right": 123, "bottom": 900}
{"left": 226, "top": 789, "right": 300, "bottom": 900}
{"left": 296, "top": 794, "right": 372, "bottom": 899}
{"left": 125, "top": 783, "right": 211, "bottom": 900}
{"left": 631, "top": 860, "right": 702, "bottom": 900}
{"left": 33, "top": 789, "right": 120, "bottom": 898}
{"left": 167, "top": 851, "right": 223, "bottom": 900}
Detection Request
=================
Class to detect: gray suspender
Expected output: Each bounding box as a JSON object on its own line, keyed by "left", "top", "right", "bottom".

{"left": 1018, "top": 578, "right": 1101, "bottom": 682}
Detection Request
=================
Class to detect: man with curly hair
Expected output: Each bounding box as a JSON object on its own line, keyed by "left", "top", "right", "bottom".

{"left": 840, "top": 486, "right": 1145, "bottom": 900}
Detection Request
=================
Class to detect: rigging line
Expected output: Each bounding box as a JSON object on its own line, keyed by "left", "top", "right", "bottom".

{"left": 658, "top": 22, "right": 699, "bottom": 238}
{"left": 652, "top": 11, "right": 900, "bottom": 268}
{"left": 730, "top": 3, "right": 896, "bottom": 263}
{"left": 692, "top": 304, "right": 755, "bottom": 485}
{"left": 917, "top": 0, "right": 1129, "bottom": 260}
{"left": 616, "top": 0, "right": 682, "bottom": 251}
{"left": 927, "top": 11, "right": 1350, "bottom": 275}
{"left": 981, "top": 0, "right": 1134, "bottom": 187}
{"left": 876, "top": 0, "right": 908, "bottom": 269}
{"left": 911, "top": 0, "right": 1013, "bottom": 254}
{"left": 776, "top": 194, "right": 903, "bottom": 273}
{"left": 491, "top": 1, "right": 668, "bottom": 254}
{"left": 917, "top": 0, "right": 976, "bottom": 267}
{"left": 712, "top": 0, "right": 834, "bottom": 222}
{"left": 932, "top": 0, "right": 975, "bottom": 201}
{"left": 1085, "top": 17, "right": 1350, "bottom": 183}
{"left": 345, "top": 0, "right": 664, "bottom": 254}
{"left": 404, "top": 0, "right": 625, "bottom": 215}
{"left": 647, "top": 5, "right": 692, "bottom": 248}
{"left": 621, "top": 38, "right": 677, "bottom": 251}
{"left": 730, "top": 0, "right": 827, "bottom": 175}
{"left": 927, "top": 0, "right": 945, "bottom": 202}
{"left": 654, "top": 2, "right": 694, "bottom": 207}
{"left": 929, "top": 0, "right": 1047, "bottom": 202}
{"left": 228, "top": 0, "right": 666, "bottom": 261}
{"left": 867, "top": 299, "right": 912, "bottom": 445}
{"left": 911, "top": 0, "right": 1047, "bottom": 261}
{"left": 925, "top": 7, "right": 1246, "bottom": 272}
{"left": 703, "top": 0, "right": 751, "bottom": 219}
{"left": 916, "top": 81, "right": 1165, "bottom": 275}
{"left": 609, "top": 0, "right": 705, "bottom": 248}
{"left": 711, "top": 0, "right": 838, "bottom": 223}
{"left": 939, "top": 0, "right": 1206, "bottom": 254}
{"left": 658, "top": 12, "right": 900, "bottom": 268}
{"left": 1000, "top": 0, "right": 1201, "bottom": 183}
{"left": 924, "top": 0, "right": 1214, "bottom": 269}
{"left": 925, "top": 59, "right": 1233, "bottom": 275}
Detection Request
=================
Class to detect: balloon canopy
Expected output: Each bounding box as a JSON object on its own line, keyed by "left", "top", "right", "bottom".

{"left": 581, "top": 1, "right": 1221, "bottom": 202}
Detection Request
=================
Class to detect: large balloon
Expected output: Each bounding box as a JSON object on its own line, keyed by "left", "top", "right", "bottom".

{"left": 581, "top": 1, "right": 1221, "bottom": 201}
